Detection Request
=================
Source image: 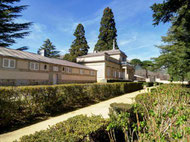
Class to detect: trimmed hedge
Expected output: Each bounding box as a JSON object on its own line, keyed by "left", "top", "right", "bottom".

{"left": 0, "top": 82, "right": 143, "bottom": 131}
{"left": 15, "top": 115, "right": 109, "bottom": 142}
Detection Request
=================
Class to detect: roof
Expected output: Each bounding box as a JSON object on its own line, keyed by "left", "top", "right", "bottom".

{"left": 77, "top": 49, "right": 127, "bottom": 58}
{"left": 0, "top": 47, "right": 96, "bottom": 70}
{"left": 134, "top": 75, "right": 146, "bottom": 79}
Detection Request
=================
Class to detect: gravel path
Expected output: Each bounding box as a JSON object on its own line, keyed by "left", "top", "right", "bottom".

{"left": 0, "top": 88, "right": 149, "bottom": 142}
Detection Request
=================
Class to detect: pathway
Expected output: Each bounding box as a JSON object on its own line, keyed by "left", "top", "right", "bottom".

{"left": 0, "top": 87, "right": 150, "bottom": 142}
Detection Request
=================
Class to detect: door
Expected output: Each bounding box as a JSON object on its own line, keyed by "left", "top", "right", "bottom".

{"left": 53, "top": 74, "right": 58, "bottom": 84}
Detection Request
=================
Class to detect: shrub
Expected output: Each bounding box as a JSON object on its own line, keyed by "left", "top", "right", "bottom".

{"left": 107, "top": 103, "right": 144, "bottom": 142}
{"left": 15, "top": 115, "right": 109, "bottom": 142}
{"left": 107, "top": 84, "right": 190, "bottom": 142}
{"left": 143, "top": 82, "right": 154, "bottom": 87}
{"left": 0, "top": 82, "right": 143, "bottom": 131}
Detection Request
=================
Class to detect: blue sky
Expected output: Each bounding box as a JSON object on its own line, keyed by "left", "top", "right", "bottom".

{"left": 11, "top": 0, "right": 170, "bottom": 60}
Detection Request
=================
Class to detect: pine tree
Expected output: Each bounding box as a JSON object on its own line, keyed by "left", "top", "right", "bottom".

{"left": 94, "top": 7, "right": 118, "bottom": 51}
{"left": 63, "top": 24, "right": 89, "bottom": 62}
{"left": 151, "top": 1, "right": 190, "bottom": 81}
{"left": 0, "top": 0, "right": 32, "bottom": 47}
{"left": 38, "top": 39, "right": 60, "bottom": 58}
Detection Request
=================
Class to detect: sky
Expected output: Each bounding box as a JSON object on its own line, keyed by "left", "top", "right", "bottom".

{"left": 11, "top": 0, "right": 170, "bottom": 61}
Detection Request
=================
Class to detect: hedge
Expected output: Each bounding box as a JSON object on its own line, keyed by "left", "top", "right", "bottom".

{"left": 0, "top": 82, "right": 143, "bottom": 131}
{"left": 107, "top": 84, "right": 190, "bottom": 141}
{"left": 15, "top": 115, "right": 109, "bottom": 142}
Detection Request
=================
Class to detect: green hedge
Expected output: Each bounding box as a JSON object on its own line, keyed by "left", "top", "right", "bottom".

{"left": 15, "top": 115, "right": 109, "bottom": 142}
{"left": 107, "top": 84, "right": 190, "bottom": 141}
{"left": 0, "top": 82, "right": 143, "bottom": 131}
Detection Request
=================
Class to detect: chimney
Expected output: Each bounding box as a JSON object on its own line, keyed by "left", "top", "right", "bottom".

{"left": 39, "top": 49, "right": 45, "bottom": 56}
{"left": 113, "top": 38, "right": 116, "bottom": 50}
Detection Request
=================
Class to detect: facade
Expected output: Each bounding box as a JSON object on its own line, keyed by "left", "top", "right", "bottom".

{"left": 0, "top": 47, "right": 97, "bottom": 86}
{"left": 77, "top": 49, "right": 135, "bottom": 82}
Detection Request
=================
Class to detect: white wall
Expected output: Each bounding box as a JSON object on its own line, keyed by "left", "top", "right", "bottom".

{"left": 82, "top": 62, "right": 105, "bottom": 82}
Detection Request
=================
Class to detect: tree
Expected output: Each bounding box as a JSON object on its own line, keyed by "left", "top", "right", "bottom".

{"left": 151, "top": 0, "right": 190, "bottom": 81}
{"left": 63, "top": 24, "right": 89, "bottom": 62}
{"left": 16, "top": 46, "right": 29, "bottom": 51}
{"left": 0, "top": 0, "right": 32, "bottom": 47}
{"left": 141, "top": 60, "right": 154, "bottom": 78}
{"left": 130, "top": 59, "right": 142, "bottom": 68}
{"left": 94, "top": 7, "right": 118, "bottom": 51}
{"left": 38, "top": 39, "right": 60, "bottom": 58}
{"left": 151, "top": 0, "right": 190, "bottom": 43}
{"left": 153, "top": 25, "right": 190, "bottom": 81}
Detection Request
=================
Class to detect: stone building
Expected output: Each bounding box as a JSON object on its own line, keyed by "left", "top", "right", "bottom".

{"left": 0, "top": 47, "right": 97, "bottom": 86}
{"left": 77, "top": 49, "right": 135, "bottom": 82}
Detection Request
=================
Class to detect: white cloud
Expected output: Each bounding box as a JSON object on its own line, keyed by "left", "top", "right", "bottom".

{"left": 119, "top": 35, "right": 137, "bottom": 46}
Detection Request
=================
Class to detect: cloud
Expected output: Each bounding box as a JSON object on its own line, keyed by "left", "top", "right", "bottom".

{"left": 119, "top": 35, "right": 137, "bottom": 46}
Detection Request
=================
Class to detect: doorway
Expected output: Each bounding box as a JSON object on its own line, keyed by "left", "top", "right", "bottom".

{"left": 53, "top": 74, "right": 58, "bottom": 84}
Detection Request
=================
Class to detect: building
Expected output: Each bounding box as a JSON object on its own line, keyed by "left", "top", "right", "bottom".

{"left": 134, "top": 65, "right": 170, "bottom": 82}
{"left": 0, "top": 47, "right": 97, "bottom": 86}
{"left": 77, "top": 49, "right": 135, "bottom": 82}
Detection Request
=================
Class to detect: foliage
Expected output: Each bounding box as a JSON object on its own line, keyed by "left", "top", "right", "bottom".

{"left": 141, "top": 60, "right": 155, "bottom": 78}
{"left": 107, "top": 84, "right": 190, "bottom": 142}
{"left": 151, "top": 0, "right": 190, "bottom": 81}
{"left": 16, "top": 46, "right": 29, "bottom": 51}
{"left": 130, "top": 59, "right": 155, "bottom": 78}
{"left": 151, "top": 0, "right": 190, "bottom": 30}
{"left": 143, "top": 82, "right": 154, "bottom": 87}
{"left": 94, "top": 7, "right": 118, "bottom": 51}
{"left": 0, "top": 0, "right": 32, "bottom": 47}
{"left": 153, "top": 23, "right": 190, "bottom": 81}
{"left": 38, "top": 39, "right": 60, "bottom": 58}
{"left": 63, "top": 24, "right": 89, "bottom": 62}
{"left": 16, "top": 115, "right": 109, "bottom": 142}
{"left": 130, "top": 59, "right": 142, "bottom": 68}
{"left": 0, "top": 82, "right": 143, "bottom": 131}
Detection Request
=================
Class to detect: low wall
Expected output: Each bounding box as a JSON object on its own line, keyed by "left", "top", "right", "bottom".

{"left": 155, "top": 78, "right": 189, "bottom": 84}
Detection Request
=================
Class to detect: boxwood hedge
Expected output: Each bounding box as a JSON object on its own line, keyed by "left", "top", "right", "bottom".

{"left": 0, "top": 82, "right": 143, "bottom": 131}
{"left": 15, "top": 115, "right": 109, "bottom": 142}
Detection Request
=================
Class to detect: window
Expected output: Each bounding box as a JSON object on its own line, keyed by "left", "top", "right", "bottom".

{"left": 65, "top": 67, "right": 72, "bottom": 73}
{"left": 62, "top": 67, "right": 65, "bottom": 72}
{"left": 91, "top": 71, "right": 95, "bottom": 76}
{"left": 44, "top": 65, "right": 47, "bottom": 70}
{"left": 30, "top": 62, "right": 39, "bottom": 70}
{"left": 69, "top": 68, "right": 72, "bottom": 73}
{"left": 114, "top": 71, "right": 117, "bottom": 78}
{"left": 80, "top": 69, "right": 84, "bottom": 74}
{"left": 122, "top": 57, "right": 126, "bottom": 61}
{"left": 3, "top": 58, "right": 16, "bottom": 68}
{"left": 107, "top": 68, "right": 110, "bottom": 77}
{"left": 53, "top": 66, "right": 59, "bottom": 71}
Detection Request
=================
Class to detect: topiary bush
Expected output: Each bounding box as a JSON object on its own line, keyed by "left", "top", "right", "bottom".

{"left": 15, "top": 115, "right": 109, "bottom": 142}
{"left": 0, "top": 82, "right": 143, "bottom": 132}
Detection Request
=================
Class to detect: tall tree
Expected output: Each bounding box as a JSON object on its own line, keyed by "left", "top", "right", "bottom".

{"left": 94, "top": 7, "right": 118, "bottom": 51}
{"left": 151, "top": 0, "right": 190, "bottom": 81}
{"left": 38, "top": 39, "right": 60, "bottom": 58}
{"left": 63, "top": 24, "right": 89, "bottom": 62}
{"left": 153, "top": 25, "right": 190, "bottom": 81}
{"left": 0, "top": 0, "right": 32, "bottom": 47}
